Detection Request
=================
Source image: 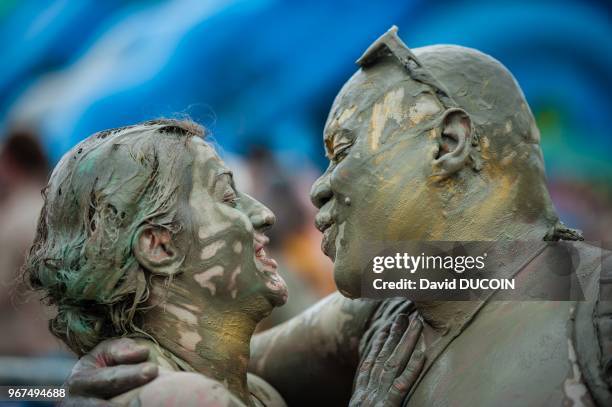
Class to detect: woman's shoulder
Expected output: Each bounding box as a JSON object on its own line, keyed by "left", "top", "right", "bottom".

{"left": 110, "top": 339, "right": 286, "bottom": 406}
{"left": 116, "top": 370, "right": 242, "bottom": 406}
{"left": 111, "top": 338, "right": 208, "bottom": 406}
{"left": 113, "top": 370, "right": 284, "bottom": 407}
{"left": 129, "top": 338, "right": 185, "bottom": 372}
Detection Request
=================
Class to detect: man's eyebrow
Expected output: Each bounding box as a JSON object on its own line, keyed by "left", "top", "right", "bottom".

{"left": 325, "top": 136, "right": 334, "bottom": 158}
{"left": 325, "top": 128, "right": 353, "bottom": 157}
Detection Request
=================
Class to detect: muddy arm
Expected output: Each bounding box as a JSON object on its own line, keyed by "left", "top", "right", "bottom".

{"left": 249, "top": 292, "right": 380, "bottom": 406}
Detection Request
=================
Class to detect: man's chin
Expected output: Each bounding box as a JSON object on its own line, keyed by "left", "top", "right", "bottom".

{"left": 333, "top": 265, "right": 362, "bottom": 299}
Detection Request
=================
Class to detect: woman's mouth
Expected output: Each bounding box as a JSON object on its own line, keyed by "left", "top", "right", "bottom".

{"left": 253, "top": 234, "right": 287, "bottom": 305}
{"left": 254, "top": 240, "right": 278, "bottom": 269}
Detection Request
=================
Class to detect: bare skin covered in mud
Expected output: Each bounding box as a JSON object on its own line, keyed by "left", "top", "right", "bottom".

{"left": 26, "top": 119, "right": 424, "bottom": 406}
{"left": 25, "top": 120, "right": 291, "bottom": 406}
{"left": 55, "top": 26, "right": 611, "bottom": 406}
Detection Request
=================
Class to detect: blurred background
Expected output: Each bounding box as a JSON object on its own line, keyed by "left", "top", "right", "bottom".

{"left": 0, "top": 0, "right": 610, "bottom": 399}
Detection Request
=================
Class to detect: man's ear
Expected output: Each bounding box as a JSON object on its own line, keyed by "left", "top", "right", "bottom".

{"left": 432, "top": 108, "right": 475, "bottom": 180}
{"left": 133, "top": 226, "right": 184, "bottom": 276}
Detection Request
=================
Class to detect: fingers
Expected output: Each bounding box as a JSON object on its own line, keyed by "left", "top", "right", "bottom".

{"left": 381, "top": 314, "right": 412, "bottom": 363}
{"left": 369, "top": 314, "right": 411, "bottom": 386}
{"left": 387, "top": 350, "right": 426, "bottom": 406}
{"left": 348, "top": 389, "right": 367, "bottom": 407}
{"left": 68, "top": 362, "right": 158, "bottom": 399}
{"left": 94, "top": 338, "right": 151, "bottom": 366}
{"left": 386, "top": 317, "right": 423, "bottom": 375}
{"left": 354, "top": 323, "right": 390, "bottom": 391}
{"left": 352, "top": 314, "right": 426, "bottom": 406}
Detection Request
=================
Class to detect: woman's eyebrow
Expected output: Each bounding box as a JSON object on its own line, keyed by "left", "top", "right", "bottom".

{"left": 214, "top": 170, "right": 235, "bottom": 187}
{"left": 216, "top": 169, "right": 233, "bottom": 178}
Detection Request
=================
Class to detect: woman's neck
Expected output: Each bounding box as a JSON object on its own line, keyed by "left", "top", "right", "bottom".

{"left": 143, "top": 286, "right": 260, "bottom": 405}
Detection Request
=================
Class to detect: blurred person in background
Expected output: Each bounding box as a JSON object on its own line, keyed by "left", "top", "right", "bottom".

{"left": 0, "top": 127, "right": 64, "bottom": 357}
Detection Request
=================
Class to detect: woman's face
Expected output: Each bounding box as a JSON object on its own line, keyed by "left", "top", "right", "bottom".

{"left": 180, "top": 137, "right": 287, "bottom": 307}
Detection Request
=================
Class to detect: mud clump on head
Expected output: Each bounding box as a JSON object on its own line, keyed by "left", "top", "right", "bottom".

{"left": 24, "top": 119, "right": 205, "bottom": 356}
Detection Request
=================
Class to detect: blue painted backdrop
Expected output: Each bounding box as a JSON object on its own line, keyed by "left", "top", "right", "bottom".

{"left": 0, "top": 0, "right": 610, "bottom": 236}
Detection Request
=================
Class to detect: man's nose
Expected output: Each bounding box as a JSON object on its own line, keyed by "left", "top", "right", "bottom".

{"left": 242, "top": 193, "right": 276, "bottom": 231}
{"left": 310, "top": 173, "right": 333, "bottom": 209}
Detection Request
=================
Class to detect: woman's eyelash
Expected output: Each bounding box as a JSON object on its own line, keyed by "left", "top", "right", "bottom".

{"left": 223, "top": 190, "right": 239, "bottom": 207}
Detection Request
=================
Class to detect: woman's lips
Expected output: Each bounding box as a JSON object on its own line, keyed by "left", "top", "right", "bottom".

{"left": 253, "top": 233, "right": 287, "bottom": 305}
{"left": 255, "top": 245, "right": 278, "bottom": 269}
{"left": 254, "top": 236, "right": 278, "bottom": 269}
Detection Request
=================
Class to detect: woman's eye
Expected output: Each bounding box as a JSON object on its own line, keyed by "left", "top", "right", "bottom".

{"left": 223, "top": 189, "right": 239, "bottom": 207}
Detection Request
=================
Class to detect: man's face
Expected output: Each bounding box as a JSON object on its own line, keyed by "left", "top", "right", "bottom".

{"left": 180, "top": 137, "right": 288, "bottom": 307}
{"left": 311, "top": 62, "right": 446, "bottom": 298}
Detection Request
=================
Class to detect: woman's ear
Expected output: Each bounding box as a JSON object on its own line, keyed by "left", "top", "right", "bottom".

{"left": 133, "top": 226, "right": 184, "bottom": 276}
{"left": 432, "top": 108, "right": 475, "bottom": 180}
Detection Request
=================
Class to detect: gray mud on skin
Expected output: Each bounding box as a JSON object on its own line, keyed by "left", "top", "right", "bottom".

{"left": 25, "top": 120, "right": 288, "bottom": 406}
{"left": 305, "top": 26, "right": 607, "bottom": 406}
{"left": 42, "top": 26, "right": 611, "bottom": 407}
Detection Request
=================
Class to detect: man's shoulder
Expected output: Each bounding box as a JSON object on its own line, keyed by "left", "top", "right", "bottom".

{"left": 572, "top": 242, "right": 612, "bottom": 406}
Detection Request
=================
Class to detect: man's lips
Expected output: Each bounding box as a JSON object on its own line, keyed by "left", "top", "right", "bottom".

{"left": 314, "top": 211, "right": 333, "bottom": 233}
{"left": 315, "top": 210, "right": 337, "bottom": 258}
{"left": 320, "top": 222, "right": 337, "bottom": 259}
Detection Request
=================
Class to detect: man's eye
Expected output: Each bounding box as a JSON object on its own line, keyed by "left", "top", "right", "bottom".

{"left": 332, "top": 144, "right": 352, "bottom": 163}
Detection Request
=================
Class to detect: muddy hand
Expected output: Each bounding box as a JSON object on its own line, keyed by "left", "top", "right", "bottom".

{"left": 349, "top": 314, "right": 425, "bottom": 406}
{"left": 62, "top": 338, "right": 158, "bottom": 406}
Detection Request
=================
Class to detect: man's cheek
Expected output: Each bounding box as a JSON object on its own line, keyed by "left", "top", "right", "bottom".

{"left": 330, "top": 159, "right": 363, "bottom": 193}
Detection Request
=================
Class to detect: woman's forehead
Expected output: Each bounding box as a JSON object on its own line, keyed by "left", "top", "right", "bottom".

{"left": 191, "top": 137, "right": 219, "bottom": 162}
{"left": 190, "top": 137, "right": 230, "bottom": 185}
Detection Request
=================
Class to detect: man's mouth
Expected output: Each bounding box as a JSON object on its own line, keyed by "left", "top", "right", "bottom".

{"left": 315, "top": 210, "right": 337, "bottom": 259}
{"left": 320, "top": 222, "right": 338, "bottom": 260}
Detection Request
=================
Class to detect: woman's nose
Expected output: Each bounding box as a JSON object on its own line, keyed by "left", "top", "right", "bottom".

{"left": 242, "top": 193, "right": 276, "bottom": 231}
{"left": 310, "top": 173, "right": 333, "bottom": 209}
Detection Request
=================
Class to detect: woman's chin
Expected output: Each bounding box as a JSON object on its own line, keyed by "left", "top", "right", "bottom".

{"left": 265, "top": 276, "right": 289, "bottom": 307}
{"left": 254, "top": 258, "right": 288, "bottom": 307}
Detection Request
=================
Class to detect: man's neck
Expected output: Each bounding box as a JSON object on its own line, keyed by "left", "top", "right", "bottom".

{"left": 415, "top": 226, "right": 549, "bottom": 341}
{"left": 144, "top": 288, "right": 258, "bottom": 405}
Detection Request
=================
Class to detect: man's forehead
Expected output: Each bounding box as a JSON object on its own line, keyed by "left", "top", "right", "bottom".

{"left": 324, "top": 66, "right": 438, "bottom": 142}
{"left": 324, "top": 74, "right": 381, "bottom": 139}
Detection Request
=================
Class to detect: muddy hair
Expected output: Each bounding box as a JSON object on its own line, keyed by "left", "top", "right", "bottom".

{"left": 24, "top": 119, "right": 205, "bottom": 356}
